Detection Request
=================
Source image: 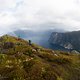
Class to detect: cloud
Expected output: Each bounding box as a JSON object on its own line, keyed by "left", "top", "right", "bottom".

{"left": 0, "top": 0, "right": 80, "bottom": 35}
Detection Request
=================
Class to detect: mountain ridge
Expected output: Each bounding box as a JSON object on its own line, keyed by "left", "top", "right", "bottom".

{"left": 49, "top": 30, "right": 80, "bottom": 51}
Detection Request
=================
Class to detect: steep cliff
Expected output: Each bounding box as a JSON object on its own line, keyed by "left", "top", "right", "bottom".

{"left": 49, "top": 31, "right": 80, "bottom": 51}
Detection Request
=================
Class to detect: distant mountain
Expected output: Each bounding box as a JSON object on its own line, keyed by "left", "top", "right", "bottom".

{"left": 8, "top": 29, "right": 53, "bottom": 48}
{"left": 49, "top": 31, "right": 80, "bottom": 51}
{"left": 8, "top": 29, "right": 69, "bottom": 51}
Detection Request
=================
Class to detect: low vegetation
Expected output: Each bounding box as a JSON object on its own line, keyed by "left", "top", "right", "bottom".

{"left": 0, "top": 35, "right": 80, "bottom": 80}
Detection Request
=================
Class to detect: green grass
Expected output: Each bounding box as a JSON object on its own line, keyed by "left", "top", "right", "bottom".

{"left": 0, "top": 35, "right": 80, "bottom": 80}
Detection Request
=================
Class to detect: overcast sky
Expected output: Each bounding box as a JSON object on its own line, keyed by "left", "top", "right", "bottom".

{"left": 0, "top": 0, "right": 80, "bottom": 35}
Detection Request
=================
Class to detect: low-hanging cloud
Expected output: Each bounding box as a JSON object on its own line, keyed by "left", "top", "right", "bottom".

{"left": 0, "top": 0, "right": 80, "bottom": 35}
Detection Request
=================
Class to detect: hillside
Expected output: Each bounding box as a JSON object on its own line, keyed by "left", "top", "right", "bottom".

{"left": 49, "top": 31, "right": 80, "bottom": 51}
{"left": 0, "top": 35, "right": 80, "bottom": 80}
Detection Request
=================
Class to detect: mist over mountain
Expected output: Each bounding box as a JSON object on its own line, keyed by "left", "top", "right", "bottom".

{"left": 7, "top": 29, "right": 80, "bottom": 52}
{"left": 8, "top": 29, "right": 53, "bottom": 47}
{"left": 7, "top": 29, "right": 68, "bottom": 51}
{"left": 0, "top": 0, "right": 80, "bottom": 80}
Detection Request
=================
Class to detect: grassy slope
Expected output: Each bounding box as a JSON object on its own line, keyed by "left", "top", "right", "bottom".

{"left": 0, "top": 35, "right": 80, "bottom": 80}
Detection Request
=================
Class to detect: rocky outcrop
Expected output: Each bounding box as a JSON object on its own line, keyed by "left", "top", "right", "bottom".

{"left": 49, "top": 31, "right": 80, "bottom": 51}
